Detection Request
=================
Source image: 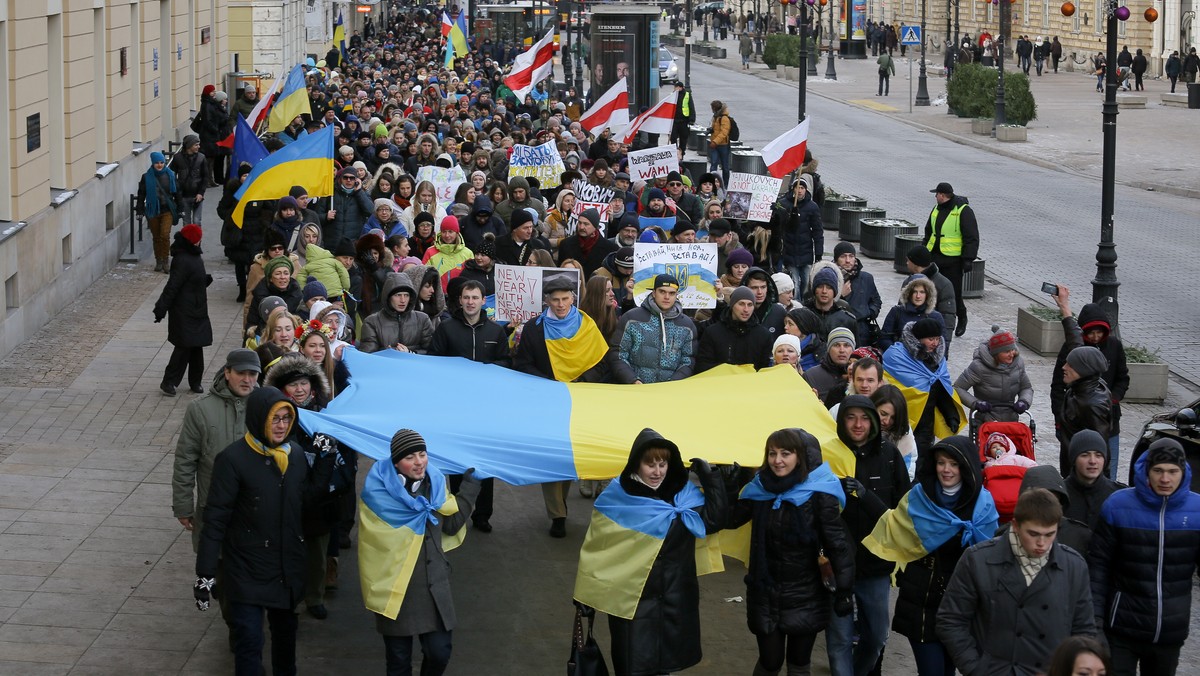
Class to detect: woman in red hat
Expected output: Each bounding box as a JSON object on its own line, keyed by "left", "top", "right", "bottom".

{"left": 153, "top": 224, "right": 212, "bottom": 396}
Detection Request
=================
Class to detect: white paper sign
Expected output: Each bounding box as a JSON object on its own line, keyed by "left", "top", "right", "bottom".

{"left": 631, "top": 243, "right": 719, "bottom": 309}
{"left": 494, "top": 265, "right": 582, "bottom": 324}
{"left": 626, "top": 145, "right": 678, "bottom": 182}
{"left": 509, "top": 143, "right": 567, "bottom": 189}
{"left": 725, "top": 172, "right": 783, "bottom": 223}
{"left": 415, "top": 165, "right": 467, "bottom": 210}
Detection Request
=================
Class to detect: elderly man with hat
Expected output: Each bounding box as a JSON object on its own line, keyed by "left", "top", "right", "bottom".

{"left": 613, "top": 273, "right": 699, "bottom": 385}
{"left": 1089, "top": 438, "right": 1200, "bottom": 675}
{"left": 924, "top": 182, "right": 980, "bottom": 337}
{"left": 169, "top": 134, "right": 208, "bottom": 225}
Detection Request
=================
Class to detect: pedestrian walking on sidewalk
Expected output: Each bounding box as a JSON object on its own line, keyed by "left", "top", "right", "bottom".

{"left": 707, "top": 100, "right": 733, "bottom": 187}
{"left": 877, "top": 51, "right": 895, "bottom": 96}
{"left": 740, "top": 31, "right": 754, "bottom": 69}
{"left": 1051, "top": 36, "right": 1063, "bottom": 73}
{"left": 137, "top": 151, "right": 182, "bottom": 273}
{"left": 1182, "top": 47, "right": 1199, "bottom": 84}
{"left": 154, "top": 224, "right": 212, "bottom": 397}
{"left": 1166, "top": 51, "right": 1182, "bottom": 91}
{"left": 1131, "top": 48, "right": 1148, "bottom": 91}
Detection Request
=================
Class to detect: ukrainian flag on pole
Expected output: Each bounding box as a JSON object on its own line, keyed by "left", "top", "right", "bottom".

{"left": 231, "top": 125, "right": 333, "bottom": 227}
{"left": 267, "top": 64, "right": 312, "bottom": 133}
{"left": 332, "top": 12, "right": 347, "bottom": 61}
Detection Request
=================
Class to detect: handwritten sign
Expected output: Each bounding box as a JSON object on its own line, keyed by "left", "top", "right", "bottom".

{"left": 725, "top": 172, "right": 783, "bottom": 223}
{"left": 509, "top": 143, "right": 567, "bottom": 189}
{"left": 494, "top": 264, "right": 582, "bottom": 324}
{"left": 627, "top": 145, "right": 677, "bottom": 182}
{"left": 415, "top": 165, "right": 467, "bottom": 210}
{"left": 571, "top": 179, "right": 615, "bottom": 229}
{"left": 631, "top": 243, "right": 719, "bottom": 309}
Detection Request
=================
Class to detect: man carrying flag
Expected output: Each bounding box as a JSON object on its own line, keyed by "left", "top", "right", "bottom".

{"left": 505, "top": 26, "right": 556, "bottom": 100}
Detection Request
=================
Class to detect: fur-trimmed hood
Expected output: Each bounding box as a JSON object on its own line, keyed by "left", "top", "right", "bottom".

{"left": 402, "top": 263, "right": 447, "bottom": 316}
{"left": 808, "top": 261, "right": 845, "bottom": 302}
{"left": 263, "top": 352, "right": 330, "bottom": 408}
{"left": 898, "top": 273, "right": 938, "bottom": 311}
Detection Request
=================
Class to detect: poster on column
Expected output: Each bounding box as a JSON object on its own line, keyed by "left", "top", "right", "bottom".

{"left": 415, "top": 165, "right": 468, "bottom": 209}
{"left": 626, "top": 145, "right": 678, "bottom": 182}
{"left": 494, "top": 264, "right": 582, "bottom": 324}
{"left": 571, "top": 179, "right": 615, "bottom": 230}
{"left": 509, "top": 143, "right": 567, "bottom": 189}
{"left": 631, "top": 243, "right": 719, "bottom": 309}
{"left": 725, "top": 172, "right": 783, "bottom": 223}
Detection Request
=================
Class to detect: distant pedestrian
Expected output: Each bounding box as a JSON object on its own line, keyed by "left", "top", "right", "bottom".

{"left": 137, "top": 151, "right": 181, "bottom": 273}
{"left": 708, "top": 100, "right": 733, "bottom": 186}
{"left": 154, "top": 224, "right": 212, "bottom": 396}
{"left": 1182, "top": 47, "right": 1199, "bottom": 83}
{"left": 740, "top": 32, "right": 754, "bottom": 69}
{"left": 1051, "top": 36, "right": 1063, "bottom": 73}
{"left": 1166, "top": 50, "right": 1182, "bottom": 92}
{"left": 169, "top": 135, "right": 208, "bottom": 225}
{"left": 877, "top": 51, "right": 895, "bottom": 96}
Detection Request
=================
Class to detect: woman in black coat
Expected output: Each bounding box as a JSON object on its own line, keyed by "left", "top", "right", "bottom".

{"left": 573, "top": 429, "right": 726, "bottom": 676}
{"left": 153, "top": 225, "right": 212, "bottom": 396}
{"left": 729, "top": 428, "right": 854, "bottom": 676}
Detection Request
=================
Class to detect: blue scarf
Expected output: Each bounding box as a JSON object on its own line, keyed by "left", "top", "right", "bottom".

{"left": 594, "top": 479, "right": 706, "bottom": 540}
{"left": 740, "top": 462, "right": 846, "bottom": 510}
{"left": 360, "top": 457, "right": 449, "bottom": 533}
{"left": 907, "top": 483, "right": 999, "bottom": 551}
{"left": 143, "top": 152, "right": 177, "bottom": 219}
{"left": 537, "top": 304, "right": 582, "bottom": 339}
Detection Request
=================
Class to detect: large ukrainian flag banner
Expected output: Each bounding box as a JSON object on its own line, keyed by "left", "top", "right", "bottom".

{"left": 232, "top": 124, "right": 334, "bottom": 227}
{"left": 299, "top": 349, "right": 856, "bottom": 483}
{"left": 358, "top": 459, "right": 464, "bottom": 620}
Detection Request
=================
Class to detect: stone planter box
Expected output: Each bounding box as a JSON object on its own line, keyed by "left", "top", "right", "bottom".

{"left": 710, "top": 47, "right": 727, "bottom": 59}
{"left": 1124, "top": 362, "right": 1169, "bottom": 403}
{"left": 860, "top": 219, "right": 918, "bottom": 260}
{"left": 694, "top": 44, "right": 710, "bottom": 57}
{"left": 971, "top": 119, "right": 992, "bottom": 135}
{"left": 996, "top": 126, "right": 1027, "bottom": 142}
{"left": 1016, "top": 306, "right": 1064, "bottom": 356}
{"left": 894, "top": 234, "right": 925, "bottom": 273}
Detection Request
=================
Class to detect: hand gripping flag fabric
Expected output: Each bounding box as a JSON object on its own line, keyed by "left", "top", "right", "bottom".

{"left": 267, "top": 64, "right": 312, "bottom": 133}
{"left": 573, "top": 479, "right": 721, "bottom": 619}
{"left": 579, "top": 78, "right": 630, "bottom": 137}
{"left": 504, "top": 26, "right": 556, "bottom": 100}
{"left": 761, "top": 118, "right": 811, "bottom": 178}
{"left": 357, "top": 459, "right": 464, "bottom": 620}
{"left": 862, "top": 484, "right": 999, "bottom": 564}
{"left": 232, "top": 124, "right": 333, "bottom": 227}
{"left": 298, "top": 349, "right": 857, "bottom": 485}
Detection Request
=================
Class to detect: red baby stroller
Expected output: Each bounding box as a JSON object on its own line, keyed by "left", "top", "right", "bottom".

{"left": 971, "top": 404, "right": 1038, "bottom": 524}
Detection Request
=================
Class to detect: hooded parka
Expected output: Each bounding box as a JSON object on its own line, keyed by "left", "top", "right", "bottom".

{"left": 358, "top": 273, "right": 435, "bottom": 354}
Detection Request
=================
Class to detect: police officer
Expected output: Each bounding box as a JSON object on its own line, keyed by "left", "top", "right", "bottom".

{"left": 924, "top": 183, "right": 980, "bottom": 337}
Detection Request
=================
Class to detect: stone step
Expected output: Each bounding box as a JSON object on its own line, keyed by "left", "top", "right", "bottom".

{"left": 1161, "top": 92, "right": 1190, "bottom": 108}
{"left": 1117, "top": 94, "right": 1147, "bottom": 109}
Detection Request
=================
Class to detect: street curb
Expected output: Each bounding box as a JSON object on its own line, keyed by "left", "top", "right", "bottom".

{"left": 704, "top": 55, "right": 1200, "bottom": 200}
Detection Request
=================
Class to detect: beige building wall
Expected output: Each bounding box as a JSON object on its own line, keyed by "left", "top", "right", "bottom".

{"left": 228, "top": 0, "right": 308, "bottom": 77}
{"left": 0, "top": 0, "right": 230, "bottom": 360}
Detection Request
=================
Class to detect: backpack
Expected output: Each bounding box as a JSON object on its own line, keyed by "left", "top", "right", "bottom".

{"left": 727, "top": 115, "right": 740, "bottom": 142}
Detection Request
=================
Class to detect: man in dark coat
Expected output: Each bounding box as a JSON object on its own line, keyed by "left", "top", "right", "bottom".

{"left": 827, "top": 395, "right": 909, "bottom": 676}
{"left": 325, "top": 167, "right": 375, "bottom": 252}
{"left": 154, "top": 225, "right": 212, "bottom": 397}
{"left": 199, "top": 90, "right": 231, "bottom": 186}
{"left": 740, "top": 267, "right": 787, "bottom": 337}
{"left": 494, "top": 206, "right": 549, "bottom": 266}
{"left": 1089, "top": 440, "right": 1200, "bottom": 675}
{"left": 194, "top": 387, "right": 336, "bottom": 675}
{"left": 923, "top": 182, "right": 979, "bottom": 337}
{"left": 770, "top": 175, "right": 823, "bottom": 298}
{"left": 169, "top": 135, "right": 208, "bottom": 225}
{"left": 1063, "top": 430, "right": 1124, "bottom": 531}
{"left": 557, "top": 208, "right": 618, "bottom": 277}
{"left": 939, "top": 488, "right": 1096, "bottom": 675}
{"left": 456, "top": 194, "right": 506, "bottom": 252}
{"left": 695, "top": 287, "right": 772, "bottom": 373}
{"left": 833, "top": 242, "right": 882, "bottom": 347}
{"left": 801, "top": 263, "right": 858, "bottom": 345}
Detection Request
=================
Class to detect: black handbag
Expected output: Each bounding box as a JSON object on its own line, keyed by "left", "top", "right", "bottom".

{"left": 567, "top": 606, "right": 609, "bottom": 676}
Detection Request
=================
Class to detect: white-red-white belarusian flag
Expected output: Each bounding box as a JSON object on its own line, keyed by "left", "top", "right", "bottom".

{"left": 761, "top": 118, "right": 811, "bottom": 178}
{"left": 579, "top": 78, "right": 630, "bottom": 137}
{"left": 504, "top": 27, "right": 557, "bottom": 100}
{"left": 246, "top": 75, "right": 282, "bottom": 130}
{"left": 619, "top": 93, "right": 677, "bottom": 144}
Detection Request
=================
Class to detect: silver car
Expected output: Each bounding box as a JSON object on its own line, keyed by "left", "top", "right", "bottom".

{"left": 659, "top": 47, "right": 679, "bottom": 85}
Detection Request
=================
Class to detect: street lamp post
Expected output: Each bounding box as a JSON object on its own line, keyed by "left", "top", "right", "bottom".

{"left": 755, "top": 0, "right": 764, "bottom": 55}
{"left": 826, "top": 0, "right": 837, "bottom": 78}
{"left": 574, "top": 2, "right": 584, "bottom": 92}
{"left": 686, "top": 0, "right": 693, "bottom": 86}
{"left": 807, "top": 3, "right": 819, "bottom": 76}
{"left": 798, "top": 0, "right": 808, "bottom": 122}
{"left": 992, "top": 0, "right": 1010, "bottom": 131}
{"left": 562, "top": 0, "right": 572, "bottom": 87}
{"left": 915, "top": 0, "right": 930, "bottom": 104}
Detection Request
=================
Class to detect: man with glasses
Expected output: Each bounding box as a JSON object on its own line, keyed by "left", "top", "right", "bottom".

{"left": 665, "top": 171, "right": 702, "bottom": 225}
{"left": 194, "top": 387, "right": 336, "bottom": 673}
{"left": 324, "top": 167, "right": 374, "bottom": 253}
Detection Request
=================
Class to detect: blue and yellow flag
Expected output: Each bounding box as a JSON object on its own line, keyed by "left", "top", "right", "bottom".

{"left": 358, "top": 459, "right": 464, "bottom": 620}
{"left": 540, "top": 307, "right": 609, "bottom": 382}
{"left": 298, "top": 349, "right": 856, "bottom": 484}
{"left": 267, "top": 64, "right": 312, "bottom": 133}
{"left": 719, "top": 462, "right": 846, "bottom": 566}
{"left": 332, "top": 13, "right": 347, "bottom": 61}
{"left": 882, "top": 343, "right": 966, "bottom": 439}
{"left": 232, "top": 124, "right": 333, "bottom": 226}
{"left": 574, "top": 480, "right": 720, "bottom": 619}
{"left": 862, "top": 484, "right": 998, "bottom": 564}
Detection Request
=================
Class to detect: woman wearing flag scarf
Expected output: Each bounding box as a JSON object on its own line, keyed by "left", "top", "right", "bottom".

{"left": 882, "top": 317, "right": 965, "bottom": 451}
{"left": 862, "top": 436, "right": 998, "bottom": 676}
{"left": 728, "top": 428, "right": 854, "bottom": 676}
{"left": 573, "top": 429, "right": 727, "bottom": 676}
{"left": 358, "top": 429, "right": 480, "bottom": 676}
{"left": 136, "top": 151, "right": 181, "bottom": 272}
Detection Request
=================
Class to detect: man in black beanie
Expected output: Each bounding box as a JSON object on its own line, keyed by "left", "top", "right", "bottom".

{"left": 1063, "top": 429, "right": 1124, "bottom": 531}
{"left": 923, "top": 182, "right": 979, "bottom": 337}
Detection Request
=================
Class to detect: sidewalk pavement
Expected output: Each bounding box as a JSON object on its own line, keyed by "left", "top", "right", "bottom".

{"left": 678, "top": 32, "right": 1200, "bottom": 197}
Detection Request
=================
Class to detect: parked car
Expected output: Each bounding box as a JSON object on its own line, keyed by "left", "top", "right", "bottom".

{"left": 695, "top": 1, "right": 725, "bottom": 14}
{"left": 1129, "top": 397, "right": 1200, "bottom": 490}
{"left": 659, "top": 47, "right": 680, "bottom": 85}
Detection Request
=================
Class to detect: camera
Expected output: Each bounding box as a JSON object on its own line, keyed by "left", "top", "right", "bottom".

{"left": 1041, "top": 282, "right": 1059, "bottom": 296}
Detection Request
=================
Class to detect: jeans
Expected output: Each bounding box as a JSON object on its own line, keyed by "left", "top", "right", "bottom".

{"left": 908, "top": 639, "right": 955, "bottom": 676}
{"left": 383, "top": 630, "right": 453, "bottom": 676}
{"left": 787, "top": 263, "right": 812, "bottom": 301}
{"left": 1035, "top": 58, "right": 1044, "bottom": 75}
{"left": 228, "top": 602, "right": 298, "bottom": 676}
{"left": 708, "top": 143, "right": 731, "bottom": 187}
{"left": 179, "top": 195, "right": 204, "bottom": 225}
{"left": 825, "top": 575, "right": 892, "bottom": 676}
{"left": 878, "top": 73, "right": 890, "bottom": 96}
{"left": 1108, "top": 434, "right": 1121, "bottom": 482}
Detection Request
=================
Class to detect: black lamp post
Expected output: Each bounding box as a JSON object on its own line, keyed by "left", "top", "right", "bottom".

{"left": 915, "top": 0, "right": 930, "bottom": 104}
{"left": 574, "top": 2, "right": 584, "bottom": 92}
{"left": 798, "top": 0, "right": 808, "bottom": 121}
{"left": 755, "top": 0, "right": 764, "bottom": 55}
{"left": 825, "top": 0, "right": 837, "bottom": 78}
{"left": 685, "top": 0, "right": 693, "bottom": 86}
{"left": 562, "top": 0, "right": 572, "bottom": 87}
{"left": 992, "top": 0, "right": 1010, "bottom": 131}
{"left": 807, "top": 4, "right": 819, "bottom": 75}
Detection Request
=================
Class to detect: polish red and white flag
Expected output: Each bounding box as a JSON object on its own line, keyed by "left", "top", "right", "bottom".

{"left": 762, "top": 118, "right": 811, "bottom": 178}
{"left": 619, "top": 93, "right": 677, "bottom": 144}
{"left": 504, "top": 27, "right": 557, "bottom": 100}
{"left": 578, "top": 78, "right": 630, "bottom": 137}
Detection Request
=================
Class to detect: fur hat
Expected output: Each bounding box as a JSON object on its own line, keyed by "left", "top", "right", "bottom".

{"left": 911, "top": 318, "right": 943, "bottom": 340}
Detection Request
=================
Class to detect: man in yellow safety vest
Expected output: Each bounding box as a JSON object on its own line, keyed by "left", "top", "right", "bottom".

{"left": 924, "top": 182, "right": 980, "bottom": 337}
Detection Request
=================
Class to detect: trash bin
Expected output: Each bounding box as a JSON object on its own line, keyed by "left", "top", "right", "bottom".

{"left": 731, "top": 150, "right": 767, "bottom": 175}
{"left": 688, "top": 125, "right": 709, "bottom": 153}
{"left": 823, "top": 195, "right": 866, "bottom": 230}
{"left": 682, "top": 158, "right": 708, "bottom": 182}
{"left": 838, "top": 207, "right": 886, "bottom": 242}
{"left": 961, "top": 258, "right": 986, "bottom": 298}
{"left": 1189, "top": 82, "right": 1200, "bottom": 109}
{"left": 894, "top": 234, "right": 925, "bottom": 274}
{"left": 860, "top": 219, "right": 918, "bottom": 259}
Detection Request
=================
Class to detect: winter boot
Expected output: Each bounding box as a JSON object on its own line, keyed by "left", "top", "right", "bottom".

{"left": 325, "top": 557, "right": 338, "bottom": 590}
{"left": 752, "top": 661, "right": 780, "bottom": 676}
{"left": 786, "top": 663, "right": 811, "bottom": 676}
{"left": 154, "top": 258, "right": 164, "bottom": 272}
{"left": 161, "top": 257, "right": 170, "bottom": 274}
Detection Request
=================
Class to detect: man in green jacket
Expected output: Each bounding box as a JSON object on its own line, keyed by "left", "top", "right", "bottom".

{"left": 172, "top": 348, "right": 260, "bottom": 552}
{"left": 877, "top": 51, "right": 896, "bottom": 96}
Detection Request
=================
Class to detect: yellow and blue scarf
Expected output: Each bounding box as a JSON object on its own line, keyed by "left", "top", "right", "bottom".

{"left": 573, "top": 480, "right": 720, "bottom": 620}
{"left": 358, "top": 459, "right": 463, "bottom": 620}
{"left": 720, "top": 462, "right": 846, "bottom": 566}
{"left": 539, "top": 306, "right": 609, "bottom": 382}
{"left": 882, "top": 342, "right": 966, "bottom": 439}
{"left": 863, "top": 484, "right": 998, "bottom": 564}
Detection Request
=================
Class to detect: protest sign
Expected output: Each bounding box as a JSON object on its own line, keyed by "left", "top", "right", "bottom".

{"left": 509, "top": 143, "right": 567, "bottom": 189}
{"left": 415, "top": 165, "right": 467, "bottom": 209}
{"left": 626, "top": 145, "right": 678, "bottom": 182}
{"left": 638, "top": 215, "right": 676, "bottom": 233}
{"left": 571, "top": 179, "right": 615, "bottom": 229}
{"left": 725, "top": 172, "right": 783, "bottom": 222}
{"left": 631, "top": 243, "right": 718, "bottom": 309}
{"left": 494, "top": 264, "right": 582, "bottom": 324}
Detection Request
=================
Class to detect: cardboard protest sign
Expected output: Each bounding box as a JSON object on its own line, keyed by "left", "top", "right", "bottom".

{"left": 494, "top": 264, "right": 582, "bottom": 324}
{"left": 725, "top": 172, "right": 783, "bottom": 223}
{"left": 509, "top": 144, "right": 567, "bottom": 189}
{"left": 631, "top": 243, "right": 719, "bottom": 309}
{"left": 626, "top": 145, "right": 678, "bottom": 182}
{"left": 571, "top": 179, "right": 615, "bottom": 229}
{"left": 415, "top": 165, "right": 467, "bottom": 209}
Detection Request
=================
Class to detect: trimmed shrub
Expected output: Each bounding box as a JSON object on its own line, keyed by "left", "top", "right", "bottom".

{"left": 947, "top": 62, "right": 1038, "bottom": 125}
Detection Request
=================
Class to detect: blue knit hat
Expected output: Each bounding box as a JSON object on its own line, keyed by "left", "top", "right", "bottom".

{"left": 812, "top": 265, "right": 840, "bottom": 291}
{"left": 150, "top": 151, "right": 166, "bottom": 164}
{"left": 303, "top": 276, "right": 327, "bottom": 302}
